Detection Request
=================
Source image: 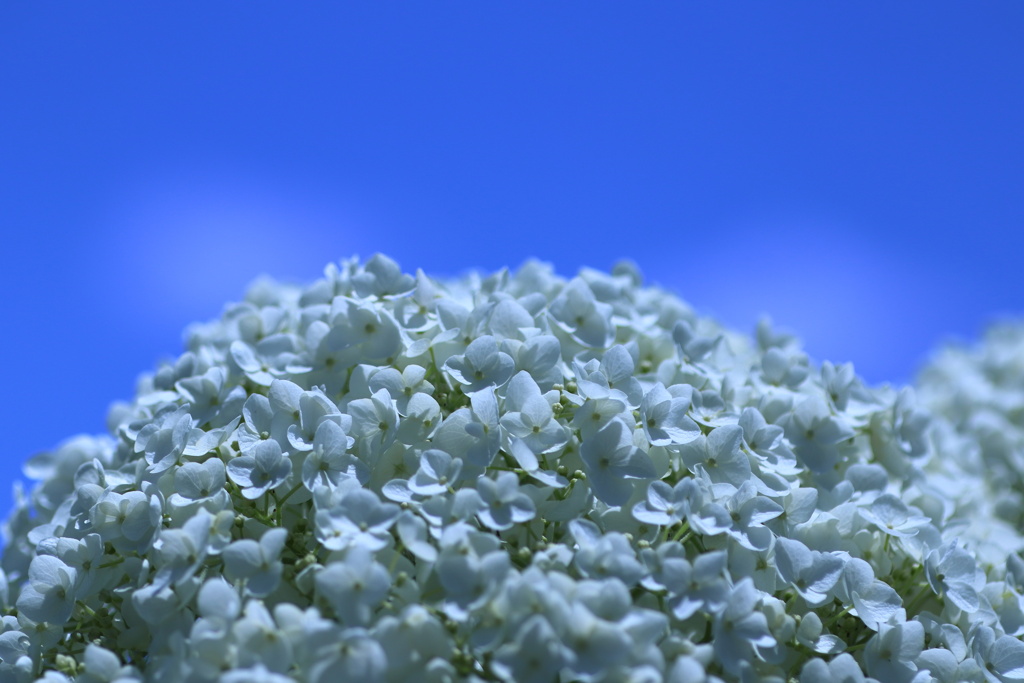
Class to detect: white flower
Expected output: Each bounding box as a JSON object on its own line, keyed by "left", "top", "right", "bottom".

{"left": 672, "top": 320, "right": 721, "bottom": 363}
{"left": 561, "top": 605, "right": 632, "bottom": 676}
{"left": 435, "top": 529, "right": 510, "bottom": 609}
{"left": 76, "top": 643, "right": 140, "bottom": 683}
{"left": 196, "top": 577, "right": 241, "bottom": 621}
{"left": 230, "top": 332, "right": 309, "bottom": 388}
{"left": 329, "top": 297, "right": 403, "bottom": 362}
{"left": 970, "top": 625, "right": 1024, "bottom": 682}
{"left": 395, "top": 392, "right": 441, "bottom": 445}
{"left": 152, "top": 509, "right": 212, "bottom": 590}
{"left": 785, "top": 396, "right": 855, "bottom": 476}
{"left": 443, "top": 335, "right": 515, "bottom": 393}
{"left": 222, "top": 527, "right": 288, "bottom": 597}
{"left": 800, "top": 653, "right": 874, "bottom": 683}
{"left": 661, "top": 550, "right": 731, "bottom": 620}
{"left": 236, "top": 393, "right": 278, "bottom": 453}
{"left": 499, "top": 372, "right": 567, "bottom": 454}
{"left": 368, "top": 364, "right": 434, "bottom": 415}
{"left": 475, "top": 472, "right": 535, "bottom": 531}
{"left": 719, "top": 481, "right": 784, "bottom": 551}
{"left": 759, "top": 346, "right": 810, "bottom": 389}
{"left": 493, "top": 613, "right": 573, "bottom": 683}
{"left": 570, "top": 519, "right": 645, "bottom": 586}
{"left": 464, "top": 388, "right": 503, "bottom": 466}
{"left": 316, "top": 546, "right": 391, "bottom": 626}
{"left": 679, "top": 425, "right": 753, "bottom": 488}
{"left": 863, "top": 620, "right": 925, "bottom": 683}
{"left": 351, "top": 253, "right": 416, "bottom": 299}
{"left": 16, "top": 555, "right": 77, "bottom": 624}
{"left": 232, "top": 600, "right": 293, "bottom": 674}
{"left": 348, "top": 388, "right": 400, "bottom": 455}
{"left": 302, "top": 419, "right": 360, "bottom": 490}
{"left": 306, "top": 628, "right": 388, "bottom": 683}
{"left": 176, "top": 367, "right": 247, "bottom": 428}
{"left": 286, "top": 387, "right": 347, "bottom": 452}
{"left": 580, "top": 418, "right": 656, "bottom": 507}
{"left": 395, "top": 510, "right": 437, "bottom": 562}
{"left": 372, "top": 606, "right": 451, "bottom": 681}
{"left": 774, "top": 538, "right": 846, "bottom": 606}
{"left": 858, "top": 493, "right": 932, "bottom": 539}
{"left": 169, "top": 458, "right": 227, "bottom": 506}
{"left": 89, "top": 489, "right": 161, "bottom": 551}
{"left": 134, "top": 404, "right": 192, "bottom": 473}
{"left": 407, "top": 449, "right": 462, "bottom": 496}
{"left": 639, "top": 383, "right": 700, "bottom": 447}
{"left": 227, "top": 440, "right": 292, "bottom": 500}
{"left": 925, "top": 540, "right": 982, "bottom": 613}
{"left": 503, "top": 334, "right": 563, "bottom": 391}
{"left": 315, "top": 488, "right": 399, "bottom": 551}
{"left": 835, "top": 558, "right": 903, "bottom": 631}
{"left": 570, "top": 395, "right": 630, "bottom": 439}
{"left": 574, "top": 345, "right": 644, "bottom": 408}
{"left": 712, "top": 579, "right": 775, "bottom": 675}
{"left": 548, "top": 277, "right": 614, "bottom": 348}
{"left": 633, "top": 479, "right": 698, "bottom": 527}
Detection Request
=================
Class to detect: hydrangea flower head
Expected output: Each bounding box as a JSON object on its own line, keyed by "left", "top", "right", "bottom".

{"left": 4, "top": 253, "right": 1024, "bottom": 682}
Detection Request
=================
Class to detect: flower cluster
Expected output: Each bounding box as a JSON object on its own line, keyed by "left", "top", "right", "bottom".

{"left": 3, "top": 254, "right": 1024, "bottom": 682}
{"left": 918, "top": 323, "right": 1024, "bottom": 569}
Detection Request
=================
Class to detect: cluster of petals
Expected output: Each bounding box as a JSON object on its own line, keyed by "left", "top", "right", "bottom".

{"left": 3, "top": 254, "right": 1024, "bottom": 683}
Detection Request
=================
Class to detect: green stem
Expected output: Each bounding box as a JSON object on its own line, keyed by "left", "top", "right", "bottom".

{"left": 277, "top": 482, "right": 305, "bottom": 508}
{"left": 76, "top": 601, "right": 97, "bottom": 618}
{"left": 671, "top": 520, "right": 691, "bottom": 542}
{"left": 389, "top": 541, "right": 405, "bottom": 574}
{"left": 823, "top": 605, "right": 852, "bottom": 628}
{"left": 904, "top": 583, "right": 935, "bottom": 616}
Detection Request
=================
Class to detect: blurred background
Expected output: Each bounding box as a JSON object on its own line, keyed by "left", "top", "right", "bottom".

{"left": 1, "top": 3, "right": 1022, "bottom": 517}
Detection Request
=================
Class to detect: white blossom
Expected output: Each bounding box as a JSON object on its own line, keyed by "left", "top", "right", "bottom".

{"left": 226, "top": 440, "right": 292, "bottom": 500}
{"left": 6, "top": 254, "right": 1024, "bottom": 683}
{"left": 222, "top": 527, "right": 288, "bottom": 597}
{"left": 580, "top": 418, "right": 656, "bottom": 507}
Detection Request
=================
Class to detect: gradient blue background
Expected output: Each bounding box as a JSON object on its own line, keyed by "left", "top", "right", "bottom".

{"left": 2, "top": 4, "right": 1022, "bottom": 519}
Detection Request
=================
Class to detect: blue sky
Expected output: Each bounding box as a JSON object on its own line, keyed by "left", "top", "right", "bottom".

{"left": 1, "top": 3, "right": 1022, "bottom": 517}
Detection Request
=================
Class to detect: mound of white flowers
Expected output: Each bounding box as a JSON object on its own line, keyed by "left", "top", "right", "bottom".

{"left": 917, "top": 323, "right": 1024, "bottom": 574}
{"left": 3, "top": 254, "right": 1024, "bottom": 683}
